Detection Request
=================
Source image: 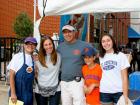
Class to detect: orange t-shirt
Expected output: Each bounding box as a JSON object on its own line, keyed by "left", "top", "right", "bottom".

{"left": 82, "top": 64, "right": 102, "bottom": 105}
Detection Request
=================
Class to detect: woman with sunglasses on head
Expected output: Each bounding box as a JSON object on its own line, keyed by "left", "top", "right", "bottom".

{"left": 34, "top": 36, "right": 61, "bottom": 105}
{"left": 99, "top": 33, "right": 130, "bottom": 105}
{"left": 8, "top": 37, "right": 37, "bottom": 105}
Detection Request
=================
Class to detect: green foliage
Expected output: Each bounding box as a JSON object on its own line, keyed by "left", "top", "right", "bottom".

{"left": 13, "top": 12, "right": 33, "bottom": 38}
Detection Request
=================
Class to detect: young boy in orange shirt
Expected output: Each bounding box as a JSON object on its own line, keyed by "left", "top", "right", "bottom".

{"left": 82, "top": 47, "right": 102, "bottom": 105}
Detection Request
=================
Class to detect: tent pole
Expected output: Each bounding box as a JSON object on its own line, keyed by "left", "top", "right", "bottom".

{"left": 87, "top": 14, "right": 90, "bottom": 42}
{"left": 33, "top": 0, "right": 37, "bottom": 37}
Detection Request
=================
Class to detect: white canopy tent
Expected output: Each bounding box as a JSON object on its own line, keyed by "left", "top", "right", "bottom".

{"left": 34, "top": 0, "right": 140, "bottom": 48}
{"left": 38, "top": 0, "right": 140, "bottom": 16}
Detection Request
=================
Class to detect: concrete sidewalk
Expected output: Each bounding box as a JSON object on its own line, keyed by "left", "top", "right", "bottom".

{"left": 0, "top": 81, "right": 9, "bottom": 105}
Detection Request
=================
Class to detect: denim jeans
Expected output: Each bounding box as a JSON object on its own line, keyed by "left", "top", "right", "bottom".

{"left": 35, "top": 91, "right": 61, "bottom": 105}
{"left": 100, "top": 92, "right": 123, "bottom": 104}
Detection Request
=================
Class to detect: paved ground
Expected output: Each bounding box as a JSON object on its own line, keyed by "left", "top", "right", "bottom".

{"left": 0, "top": 91, "right": 8, "bottom": 105}
{"left": 0, "top": 81, "right": 9, "bottom": 105}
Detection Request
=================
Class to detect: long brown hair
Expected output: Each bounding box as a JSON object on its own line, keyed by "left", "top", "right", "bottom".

{"left": 99, "top": 33, "right": 118, "bottom": 58}
{"left": 38, "top": 36, "right": 57, "bottom": 67}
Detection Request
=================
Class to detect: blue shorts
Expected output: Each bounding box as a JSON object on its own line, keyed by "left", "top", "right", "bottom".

{"left": 100, "top": 92, "right": 123, "bottom": 104}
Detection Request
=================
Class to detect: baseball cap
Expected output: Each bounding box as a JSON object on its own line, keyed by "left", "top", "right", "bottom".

{"left": 82, "top": 47, "right": 97, "bottom": 56}
{"left": 24, "top": 37, "right": 37, "bottom": 44}
{"left": 62, "top": 25, "right": 76, "bottom": 32}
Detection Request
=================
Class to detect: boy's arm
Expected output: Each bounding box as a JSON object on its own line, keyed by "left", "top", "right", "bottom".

{"left": 85, "top": 83, "right": 99, "bottom": 94}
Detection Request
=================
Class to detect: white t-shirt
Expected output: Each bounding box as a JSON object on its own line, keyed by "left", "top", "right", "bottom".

{"left": 7, "top": 52, "right": 33, "bottom": 73}
{"left": 34, "top": 53, "right": 61, "bottom": 93}
{"left": 99, "top": 52, "right": 130, "bottom": 93}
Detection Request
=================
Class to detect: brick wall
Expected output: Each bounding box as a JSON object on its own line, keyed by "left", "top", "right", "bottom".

{"left": 0, "top": 0, "right": 60, "bottom": 37}
{"left": 100, "top": 13, "right": 130, "bottom": 45}
{"left": 39, "top": 16, "right": 60, "bottom": 36}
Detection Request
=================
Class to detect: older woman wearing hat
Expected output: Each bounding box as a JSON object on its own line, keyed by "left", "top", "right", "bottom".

{"left": 8, "top": 37, "right": 37, "bottom": 105}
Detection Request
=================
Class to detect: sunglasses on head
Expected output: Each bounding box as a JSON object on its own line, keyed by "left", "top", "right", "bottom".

{"left": 25, "top": 42, "right": 37, "bottom": 46}
{"left": 41, "top": 35, "right": 51, "bottom": 39}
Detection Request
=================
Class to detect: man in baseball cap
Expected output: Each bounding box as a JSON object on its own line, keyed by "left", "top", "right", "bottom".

{"left": 57, "top": 24, "right": 95, "bottom": 105}
{"left": 61, "top": 24, "right": 76, "bottom": 43}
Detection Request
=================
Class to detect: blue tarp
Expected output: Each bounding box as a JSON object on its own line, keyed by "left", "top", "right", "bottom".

{"left": 129, "top": 72, "right": 140, "bottom": 105}
{"left": 133, "top": 98, "right": 140, "bottom": 105}
{"left": 129, "top": 71, "right": 140, "bottom": 91}
{"left": 128, "top": 27, "right": 140, "bottom": 38}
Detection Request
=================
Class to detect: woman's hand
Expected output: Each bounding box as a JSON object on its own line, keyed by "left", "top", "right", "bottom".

{"left": 124, "top": 96, "right": 128, "bottom": 105}
{"left": 33, "top": 54, "right": 39, "bottom": 61}
{"left": 11, "top": 93, "right": 17, "bottom": 104}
